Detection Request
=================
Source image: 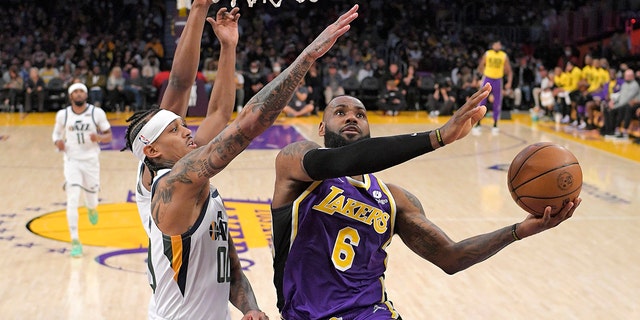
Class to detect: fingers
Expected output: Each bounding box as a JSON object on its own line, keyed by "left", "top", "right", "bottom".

{"left": 336, "top": 4, "right": 359, "bottom": 27}
{"left": 468, "top": 83, "right": 491, "bottom": 104}
{"left": 338, "top": 5, "right": 359, "bottom": 23}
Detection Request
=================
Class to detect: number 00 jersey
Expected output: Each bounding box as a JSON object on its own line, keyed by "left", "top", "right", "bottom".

{"left": 272, "top": 174, "right": 397, "bottom": 319}
{"left": 147, "top": 170, "right": 231, "bottom": 320}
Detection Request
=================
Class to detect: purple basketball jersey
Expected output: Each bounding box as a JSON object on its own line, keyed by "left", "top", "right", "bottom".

{"left": 277, "top": 174, "right": 397, "bottom": 319}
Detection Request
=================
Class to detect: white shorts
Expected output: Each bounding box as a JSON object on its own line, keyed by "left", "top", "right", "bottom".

{"left": 64, "top": 157, "right": 100, "bottom": 193}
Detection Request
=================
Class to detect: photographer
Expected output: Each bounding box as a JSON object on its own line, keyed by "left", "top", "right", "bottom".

{"left": 427, "top": 78, "right": 456, "bottom": 116}
{"left": 377, "top": 79, "right": 407, "bottom": 116}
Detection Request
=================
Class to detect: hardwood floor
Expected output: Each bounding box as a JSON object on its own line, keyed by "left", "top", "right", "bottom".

{"left": 0, "top": 110, "right": 638, "bottom": 319}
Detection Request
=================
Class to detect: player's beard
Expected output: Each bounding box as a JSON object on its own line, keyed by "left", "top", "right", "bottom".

{"left": 72, "top": 99, "right": 85, "bottom": 107}
{"left": 324, "top": 130, "right": 370, "bottom": 148}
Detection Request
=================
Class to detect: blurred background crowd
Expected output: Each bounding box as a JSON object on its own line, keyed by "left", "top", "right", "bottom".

{"left": 1, "top": 0, "right": 639, "bottom": 140}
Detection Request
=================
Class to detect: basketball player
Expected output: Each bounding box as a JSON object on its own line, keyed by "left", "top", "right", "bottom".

{"left": 270, "top": 83, "right": 580, "bottom": 319}
{"left": 127, "top": 2, "right": 266, "bottom": 319}
{"left": 52, "top": 82, "right": 112, "bottom": 257}
{"left": 121, "top": 5, "right": 359, "bottom": 319}
{"left": 474, "top": 40, "right": 512, "bottom": 135}
{"left": 134, "top": 2, "right": 240, "bottom": 238}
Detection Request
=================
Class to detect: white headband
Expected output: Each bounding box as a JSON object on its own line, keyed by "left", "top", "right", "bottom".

{"left": 132, "top": 110, "right": 181, "bottom": 162}
{"left": 68, "top": 83, "right": 88, "bottom": 95}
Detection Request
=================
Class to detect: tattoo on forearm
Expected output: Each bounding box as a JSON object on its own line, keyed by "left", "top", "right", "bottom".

{"left": 399, "top": 189, "right": 442, "bottom": 257}
{"left": 247, "top": 58, "right": 313, "bottom": 126}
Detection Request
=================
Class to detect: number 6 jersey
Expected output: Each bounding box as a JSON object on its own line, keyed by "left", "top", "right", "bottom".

{"left": 272, "top": 174, "right": 398, "bottom": 319}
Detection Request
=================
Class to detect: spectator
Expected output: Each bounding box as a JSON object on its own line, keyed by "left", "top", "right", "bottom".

{"left": 304, "top": 61, "right": 324, "bottom": 109}
{"left": 24, "top": 67, "right": 45, "bottom": 112}
{"left": 266, "top": 60, "right": 283, "bottom": 83}
{"left": 124, "top": 67, "right": 146, "bottom": 111}
{"left": 356, "top": 61, "right": 374, "bottom": 83}
{"left": 39, "top": 58, "right": 60, "bottom": 85}
{"left": 283, "top": 81, "right": 315, "bottom": 117}
{"left": 426, "top": 79, "right": 456, "bottom": 117}
{"left": 323, "top": 63, "right": 345, "bottom": 107}
{"left": 510, "top": 56, "right": 535, "bottom": 110}
{"left": 202, "top": 57, "right": 218, "bottom": 96}
{"left": 106, "top": 66, "right": 126, "bottom": 111}
{"left": 144, "top": 36, "right": 164, "bottom": 59}
{"left": 377, "top": 79, "right": 407, "bottom": 116}
{"left": 400, "top": 64, "right": 419, "bottom": 110}
{"left": 244, "top": 60, "right": 267, "bottom": 100}
{"left": 86, "top": 65, "right": 107, "bottom": 108}
{"left": 2, "top": 66, "right": 24, "bottom": 110}
{"left": 603, "top": 69, "right": 640, "bottom": 139}
{"left": 235, "top": 67, "right": 245, "bottom": 112}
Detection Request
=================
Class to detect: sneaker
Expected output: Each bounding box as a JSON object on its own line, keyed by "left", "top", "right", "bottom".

{"left": 70, "top": 240, "right": 83, "bottom": 258}
{"left": 615, "top": 133, "right": 629, "bottom": 139}
{"left": 571, "top": 120, "right": 578, "bottom": 127}
{"left": 88, "top": 208, "right": 98, "bottom": 225}
{"left": 578, "top": 122, "right": 586, "bottom": 129}
{"left": 491, "top": 127, "right": 500, "bottom": 135}
{"left": 561, "top": 115, "right": 570, "bottom": 124}
{"left": 471, "top": 126, "right": 481, "bottom": 136}
{"left": 604, "top": 133, "right": 619, "bottom": 140}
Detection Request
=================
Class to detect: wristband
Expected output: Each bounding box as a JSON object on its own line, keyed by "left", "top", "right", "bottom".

{"left": 435, "top": 128, "right": 445, "bottom": 147}
{"left": 511, "top": 223, "right": 521, "bottom": 241}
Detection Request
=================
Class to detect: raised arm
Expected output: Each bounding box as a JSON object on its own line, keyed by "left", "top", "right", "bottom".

{"left": 173, "top": 4, "right": 360, "bottom": 184}
{"left": 270, "top": 83, "right": 490, "bottom": 208}
{"left": 152, "top": 5, "right": 359, "bottom": 234}
{"left": 160, "top": 0, "right": 214, "bottom": 116}
{"left": 392, "top": 184, "right": 580, "bottom": 274}
{"left": 193, "top": 7, "right": 240, "bottom": 146}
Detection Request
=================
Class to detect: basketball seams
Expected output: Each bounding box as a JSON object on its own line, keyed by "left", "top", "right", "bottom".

{"left": 508, "top": 144, "right": 555, "bottom": 186}
{"left": 510, "top": 162, "right": 580, "bottom": 191}
{"left": 507, "top": 142, "right": 582, "bottom": 217}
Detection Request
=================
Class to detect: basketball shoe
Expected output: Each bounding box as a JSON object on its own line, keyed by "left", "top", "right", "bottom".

{"left": 88, "top": 208, "right": 98, "bottom": 225}
{"left": 70, "top": 239, "right": 83, "bottom": 258}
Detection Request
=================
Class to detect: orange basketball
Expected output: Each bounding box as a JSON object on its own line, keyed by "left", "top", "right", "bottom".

{"left": 507, "top": 142, "right": 582, "bottom": 217}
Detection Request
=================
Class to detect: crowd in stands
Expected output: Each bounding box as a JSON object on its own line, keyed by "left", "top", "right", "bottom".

{"left": 1, "top": 0, "right": 639, "bottom": 143}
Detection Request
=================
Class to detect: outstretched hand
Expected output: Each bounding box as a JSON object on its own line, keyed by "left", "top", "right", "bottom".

{"left": 517, "top": 197, "right": 581, "bottom": 239}
{"left": 438, "top": 83, "right": 491, "bottom": 144}
{"left": 207, "top": 7, "right": 240, "bottom": 47}
{"left": 303, "top": 5, "right": 359, "bottom": 60}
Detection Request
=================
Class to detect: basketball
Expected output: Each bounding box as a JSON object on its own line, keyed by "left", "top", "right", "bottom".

{"left": 507, "top": 142, "right": 582, "bottom": 217}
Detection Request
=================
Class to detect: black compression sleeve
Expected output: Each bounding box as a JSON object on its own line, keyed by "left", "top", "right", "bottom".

{"left": 303, "top": 131, "right": 435, "bottom": 180}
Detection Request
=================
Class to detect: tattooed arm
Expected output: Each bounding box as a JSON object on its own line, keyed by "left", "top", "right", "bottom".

{"left": 391, "top": 183, "right": 580, "bottom": 274}
{"left": 172, "top": 4, "right": 360, "bottom": 183}
{"left": 161, "top": 0, "right": 214, "bottom": 116}
{"left": 152, "top": 5, "right": 359, "bottom": 234}
{"left": 228, "top": 237, "right": 269, "bottom": 319}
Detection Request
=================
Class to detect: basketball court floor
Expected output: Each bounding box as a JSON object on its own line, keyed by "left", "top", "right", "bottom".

{"left": 0, "top": 109, "right": 638, "bottom": 319}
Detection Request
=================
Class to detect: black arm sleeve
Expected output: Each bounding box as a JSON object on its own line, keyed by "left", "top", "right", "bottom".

{"left": 303, "top": 131, "right": 435, "bottom": 180}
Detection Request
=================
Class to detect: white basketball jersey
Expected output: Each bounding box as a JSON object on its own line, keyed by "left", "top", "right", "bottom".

{"left": 53, "top": 104, "right": 110, "bottom": 161}
{"left": 136, "top": 162, "right": 152, "bottom": 236}
{"left": 147, "top": 170, "right": 231, "bottom": 320}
